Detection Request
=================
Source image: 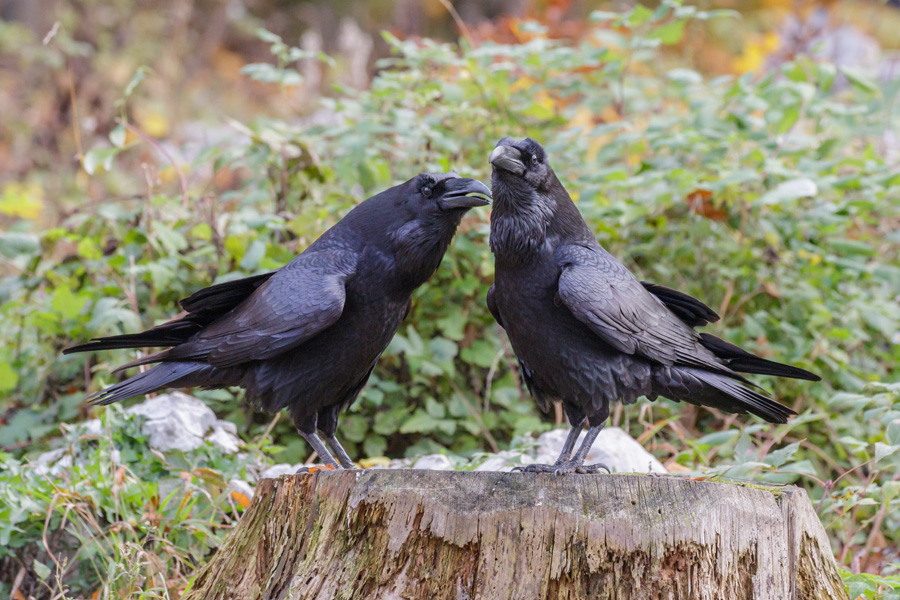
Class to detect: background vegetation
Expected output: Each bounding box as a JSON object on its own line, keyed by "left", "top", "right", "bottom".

{"left": 1, "top": 0, "right": 898, "bottom": 597}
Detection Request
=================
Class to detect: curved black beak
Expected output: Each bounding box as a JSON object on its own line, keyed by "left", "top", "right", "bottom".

{"left": 439, "top": 177, "right": 492, "bottom": 210}
{"left": 489, "top": 145, "right": 525, "bottom": 176}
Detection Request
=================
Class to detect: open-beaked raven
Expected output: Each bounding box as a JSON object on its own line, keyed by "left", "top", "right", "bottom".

{"left": 65, "top": 173, "right": 490, "bottom": 470}
{"left": 487, "top": 137, "right": 819, "bottom": 474}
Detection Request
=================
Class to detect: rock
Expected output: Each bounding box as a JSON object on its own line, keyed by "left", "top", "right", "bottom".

{"left": 130, "top": 392, "right": 221, "bottom": 452}
{"left": 473, "top": 451, "right": 534, "bottom": 472}
{"left": 34, "top": 392, "right": 242, "bottom": 475}
{"left": 411, "top": 454, "right": 454, "bottom": 470}
{"left": 228, "top": 479, "right": 255, "bottom": 502}
{"left": 260, "top": 464, "right": 298, "bottom": 480}
{"left": 534, "top": 427, "right": 666, "bottom": 474}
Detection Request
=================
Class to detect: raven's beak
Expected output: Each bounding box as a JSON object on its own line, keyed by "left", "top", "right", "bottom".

{"left": 489, "top": 145, "right": 526, "bottom": 176}
{"left": 440, "top": 178, "right": 492, "bottom": 210}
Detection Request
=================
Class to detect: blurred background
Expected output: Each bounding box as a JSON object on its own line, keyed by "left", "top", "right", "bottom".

{"left": 1, "top": 0, "right": 899, "bottom": 598}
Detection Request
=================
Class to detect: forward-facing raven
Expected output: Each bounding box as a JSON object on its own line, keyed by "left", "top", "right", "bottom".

{"left": 65, "top": 173, "right": 490, "bottom": 469}
{"left": 487, "top": 137, "right": 819, "bottom": 474}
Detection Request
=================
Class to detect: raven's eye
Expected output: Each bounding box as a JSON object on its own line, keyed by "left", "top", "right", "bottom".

{"left": 422, "top": 186, "right": 433, "bottom": 198}
{"left": 531, "top": 154, "right": 540, "bottom": 166}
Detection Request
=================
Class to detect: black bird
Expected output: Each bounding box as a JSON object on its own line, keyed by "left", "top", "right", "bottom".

{"left": 487, "top": 137, "right": 819, "bottom": 474}
{"left": 65, "top": 173, "right": 490, "bottom": 470}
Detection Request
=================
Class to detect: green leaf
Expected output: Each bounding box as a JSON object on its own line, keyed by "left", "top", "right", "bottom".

{"left": 756, "top": 178, "right": 817, "bottom": 205}
{"left": 399, "top": 410, "right": 438, "bottom": 434}
{"left": 887, "top": 420, "right": 900, "bottom": 446}
{"left": 33, "top": 559, "right": 51, "bottom": 581}
{"left": 649, "top": 20, "right": 686, "bottom": 45}
{"left": 109, "top": 125, "right": 127, "bottom": 148}
{"left": 840, "top": 66, "right": 879, "bottom": 95}
{"left": 83, "top": 147, "right": 120, "bottom": 175}
{"left": 766, "top": 442, "right": 800, "bottom": 469}
{"left": 875, "top": 442, "right": 900, "bottom": 463}
{"left": 628, "top": 4, "right": 653, "bottom": 26}
{"left": 460, "top": 341, "right": 498, "bottom": 368}
{"left": 0, "top": 361, "right": 18, "bottom": 392}
{"left": 52, "top": 286, "right": 88, "bottom": 320}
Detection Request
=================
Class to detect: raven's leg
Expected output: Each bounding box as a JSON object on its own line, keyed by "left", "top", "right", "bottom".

{"left": 296, "top": 431, "right": 340, "bottom": 473}
{"left": 568, "top": 423, "right": 611, "bottom": 474}
{"left": 316, "top": 405, "right": 355, "bottom": 469}
{"left": 513, "top": 418, "right": 586, "bottom": 473}
{"left": 323, "top": 434, "right": 356, "bottom": 469}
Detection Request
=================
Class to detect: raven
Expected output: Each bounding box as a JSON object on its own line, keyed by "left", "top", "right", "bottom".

{"left": 65, "top": 173, "right": 490, "bottom": 470}
{"left": 487, "top": 137, "right": 819, "bottom": 474}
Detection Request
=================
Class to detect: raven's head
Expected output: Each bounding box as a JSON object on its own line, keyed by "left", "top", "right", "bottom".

{"left": 489, "top": 137, "right": 556, "bottom": 193}
{"left": 488, "top": 138, "right": 591, "bottom": 262}
{"left": 382, "top": 172, "right": 491, "bottom": 289}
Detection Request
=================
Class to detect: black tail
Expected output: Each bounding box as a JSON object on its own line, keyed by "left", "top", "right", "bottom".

{"left": 691, "top": 370, "right": 797, "bottom": 423}
{"left": 86, "top": 362, "right": 206, "bottom": 405}
{"left": 699, "top": 334, "right": 820, "bottom": 382}
{"left": 63, "top": 272, "right": 275, "bottom": 355}
{"left": 63, "top": 321, "right": 198, "bottom": 354}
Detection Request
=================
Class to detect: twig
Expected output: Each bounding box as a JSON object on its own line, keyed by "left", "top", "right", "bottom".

{"left": 117, "top": 118, "right": 190, "bottom": 209}
{"left": 68, "top": 63, "right": 84, "bottom": 164}
{"left": 448, "top": 379, "right": 499, "bottom": 453}
{"left": 438, "top": 0, "right": 475, "bottom": 48}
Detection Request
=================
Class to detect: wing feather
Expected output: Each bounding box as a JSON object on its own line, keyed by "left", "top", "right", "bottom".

{"left": 555, "top": 244, "right": 725, "bottom": 372}
{"left": 169, "top": 249, "right": 358, "bottom": 367}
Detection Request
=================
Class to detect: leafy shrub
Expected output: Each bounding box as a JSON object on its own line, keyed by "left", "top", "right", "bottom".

{"left": 1, "top": 0, "right": 899, "bottom": 596}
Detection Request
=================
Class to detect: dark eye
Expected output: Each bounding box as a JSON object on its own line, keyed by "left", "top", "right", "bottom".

{"left": 531, "top": 154, "right": 540, "bottom": 165}
{"left": 422, "top": 186, "right": 433, "bottom": 198}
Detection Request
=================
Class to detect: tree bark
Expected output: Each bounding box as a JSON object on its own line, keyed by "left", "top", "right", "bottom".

{"left": 185, "top": 470, "right": 848, "bottom": 600}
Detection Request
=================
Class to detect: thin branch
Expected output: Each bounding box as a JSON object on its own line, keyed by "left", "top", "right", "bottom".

{"left": 117, "top": 118, "right": 190, "bottom": 209}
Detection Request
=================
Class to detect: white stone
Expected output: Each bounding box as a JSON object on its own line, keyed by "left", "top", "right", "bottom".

{"left": 228, "top": 479, "right": 255, "bottom": 502}
{"left": 260, "top": 464, "right": 298, "bottom": 479}
{"left": 534, "top": 427, "right": 666, "bottom": 474}
{"left": 411, "top": 454, "right": 454, "bottom": 470}
{"left": 34, "top": 392, "right": 242, "bottom": 474}
{"left": 474, "top": 451, "right": 534, "bottom": 472}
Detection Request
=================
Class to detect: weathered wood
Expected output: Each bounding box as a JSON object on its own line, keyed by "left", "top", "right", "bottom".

{"left": 185, "top": 470, "right": 848, "bottom": 600}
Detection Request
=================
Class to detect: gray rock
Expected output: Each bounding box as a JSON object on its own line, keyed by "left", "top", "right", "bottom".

{"left": 34, "top": 392, "right": 242, "bottom": 475}
{"left": 260, "top": 463, "right": 299, "bottom": 480}
{"left": 473, "top": 451, "right": 534, "bottom": 472}
{"left": 411, "top": 454, "right": 454, "bottom": 471}
{"left": 535, "top": 427, "right": 666, "bottom": 474}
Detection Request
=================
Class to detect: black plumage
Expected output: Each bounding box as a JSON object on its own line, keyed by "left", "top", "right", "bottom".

{"left": 65, "top": 173, "right": 491, "bottom": 469}
{"left": 487, "top": 137, "right": 819, "bottom": 474}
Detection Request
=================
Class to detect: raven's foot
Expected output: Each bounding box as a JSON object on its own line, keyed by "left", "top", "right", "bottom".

{"left": 512, "top": 461, "right": 611, "bottom": 476}
{"left": 295, "top": 464, "right": 339, "bottom": 475}
{"left": 574, "top": 462, "right": 611, "bottom": 475}
{"left": 512, "top": 463, "right": 564, "bottom": 474}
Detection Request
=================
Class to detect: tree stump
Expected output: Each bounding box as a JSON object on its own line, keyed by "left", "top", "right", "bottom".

{"left": 184, "top": 470, "right": 848, "bottom": 600}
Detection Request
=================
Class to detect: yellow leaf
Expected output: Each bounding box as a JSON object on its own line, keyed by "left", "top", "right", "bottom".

{"left": 136, "top": 108, "right": 170, "bottom": 138}
{"left": 0, "top": 182, "right": 43, "bottom": 220}
{"left": 734, "top": 33, "right": 780, "bottom": 74}
{"left": 358, "top": 456, "right": 391, "bottom": 468}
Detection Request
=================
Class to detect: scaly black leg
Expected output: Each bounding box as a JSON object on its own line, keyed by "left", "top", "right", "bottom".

{"left": 513, "top": 418, "right": 587, "bottom": 473}
{"left": 296, "top": 430, "right": 340, "bottom": 473}
{"left": 323, "top": 434, "right": 356, "bottom": 469}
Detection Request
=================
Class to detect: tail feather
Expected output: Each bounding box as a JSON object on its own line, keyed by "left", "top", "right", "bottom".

{"left": 700, "top": 334, "right": 820, "bottom": 382}
{"left": 64, "top": 272, "right": 276, "bottom": 356}
{"left": 87, "top": 362, "right": 205, "bottom": 406}
{"left": 63, "top": 321, "right": 198, "bottom": 354}
{"left": 691, "top": 370, "right": 796, "bottom": 423}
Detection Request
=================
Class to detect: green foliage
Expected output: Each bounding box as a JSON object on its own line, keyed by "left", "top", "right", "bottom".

{"left": 0, "top": 405, "right": 260, "bottom": 598}
{"left": 2, "top": 0, "right": 899, "bottom": 595}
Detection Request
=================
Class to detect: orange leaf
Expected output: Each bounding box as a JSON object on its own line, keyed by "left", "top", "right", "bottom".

{"left": 231, "top": 491, "right": 252, "bottom": 509}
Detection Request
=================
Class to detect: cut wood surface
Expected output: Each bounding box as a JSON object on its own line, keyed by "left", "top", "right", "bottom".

{"left": 184, "top": 470, "right": 848, "bottom": 600}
